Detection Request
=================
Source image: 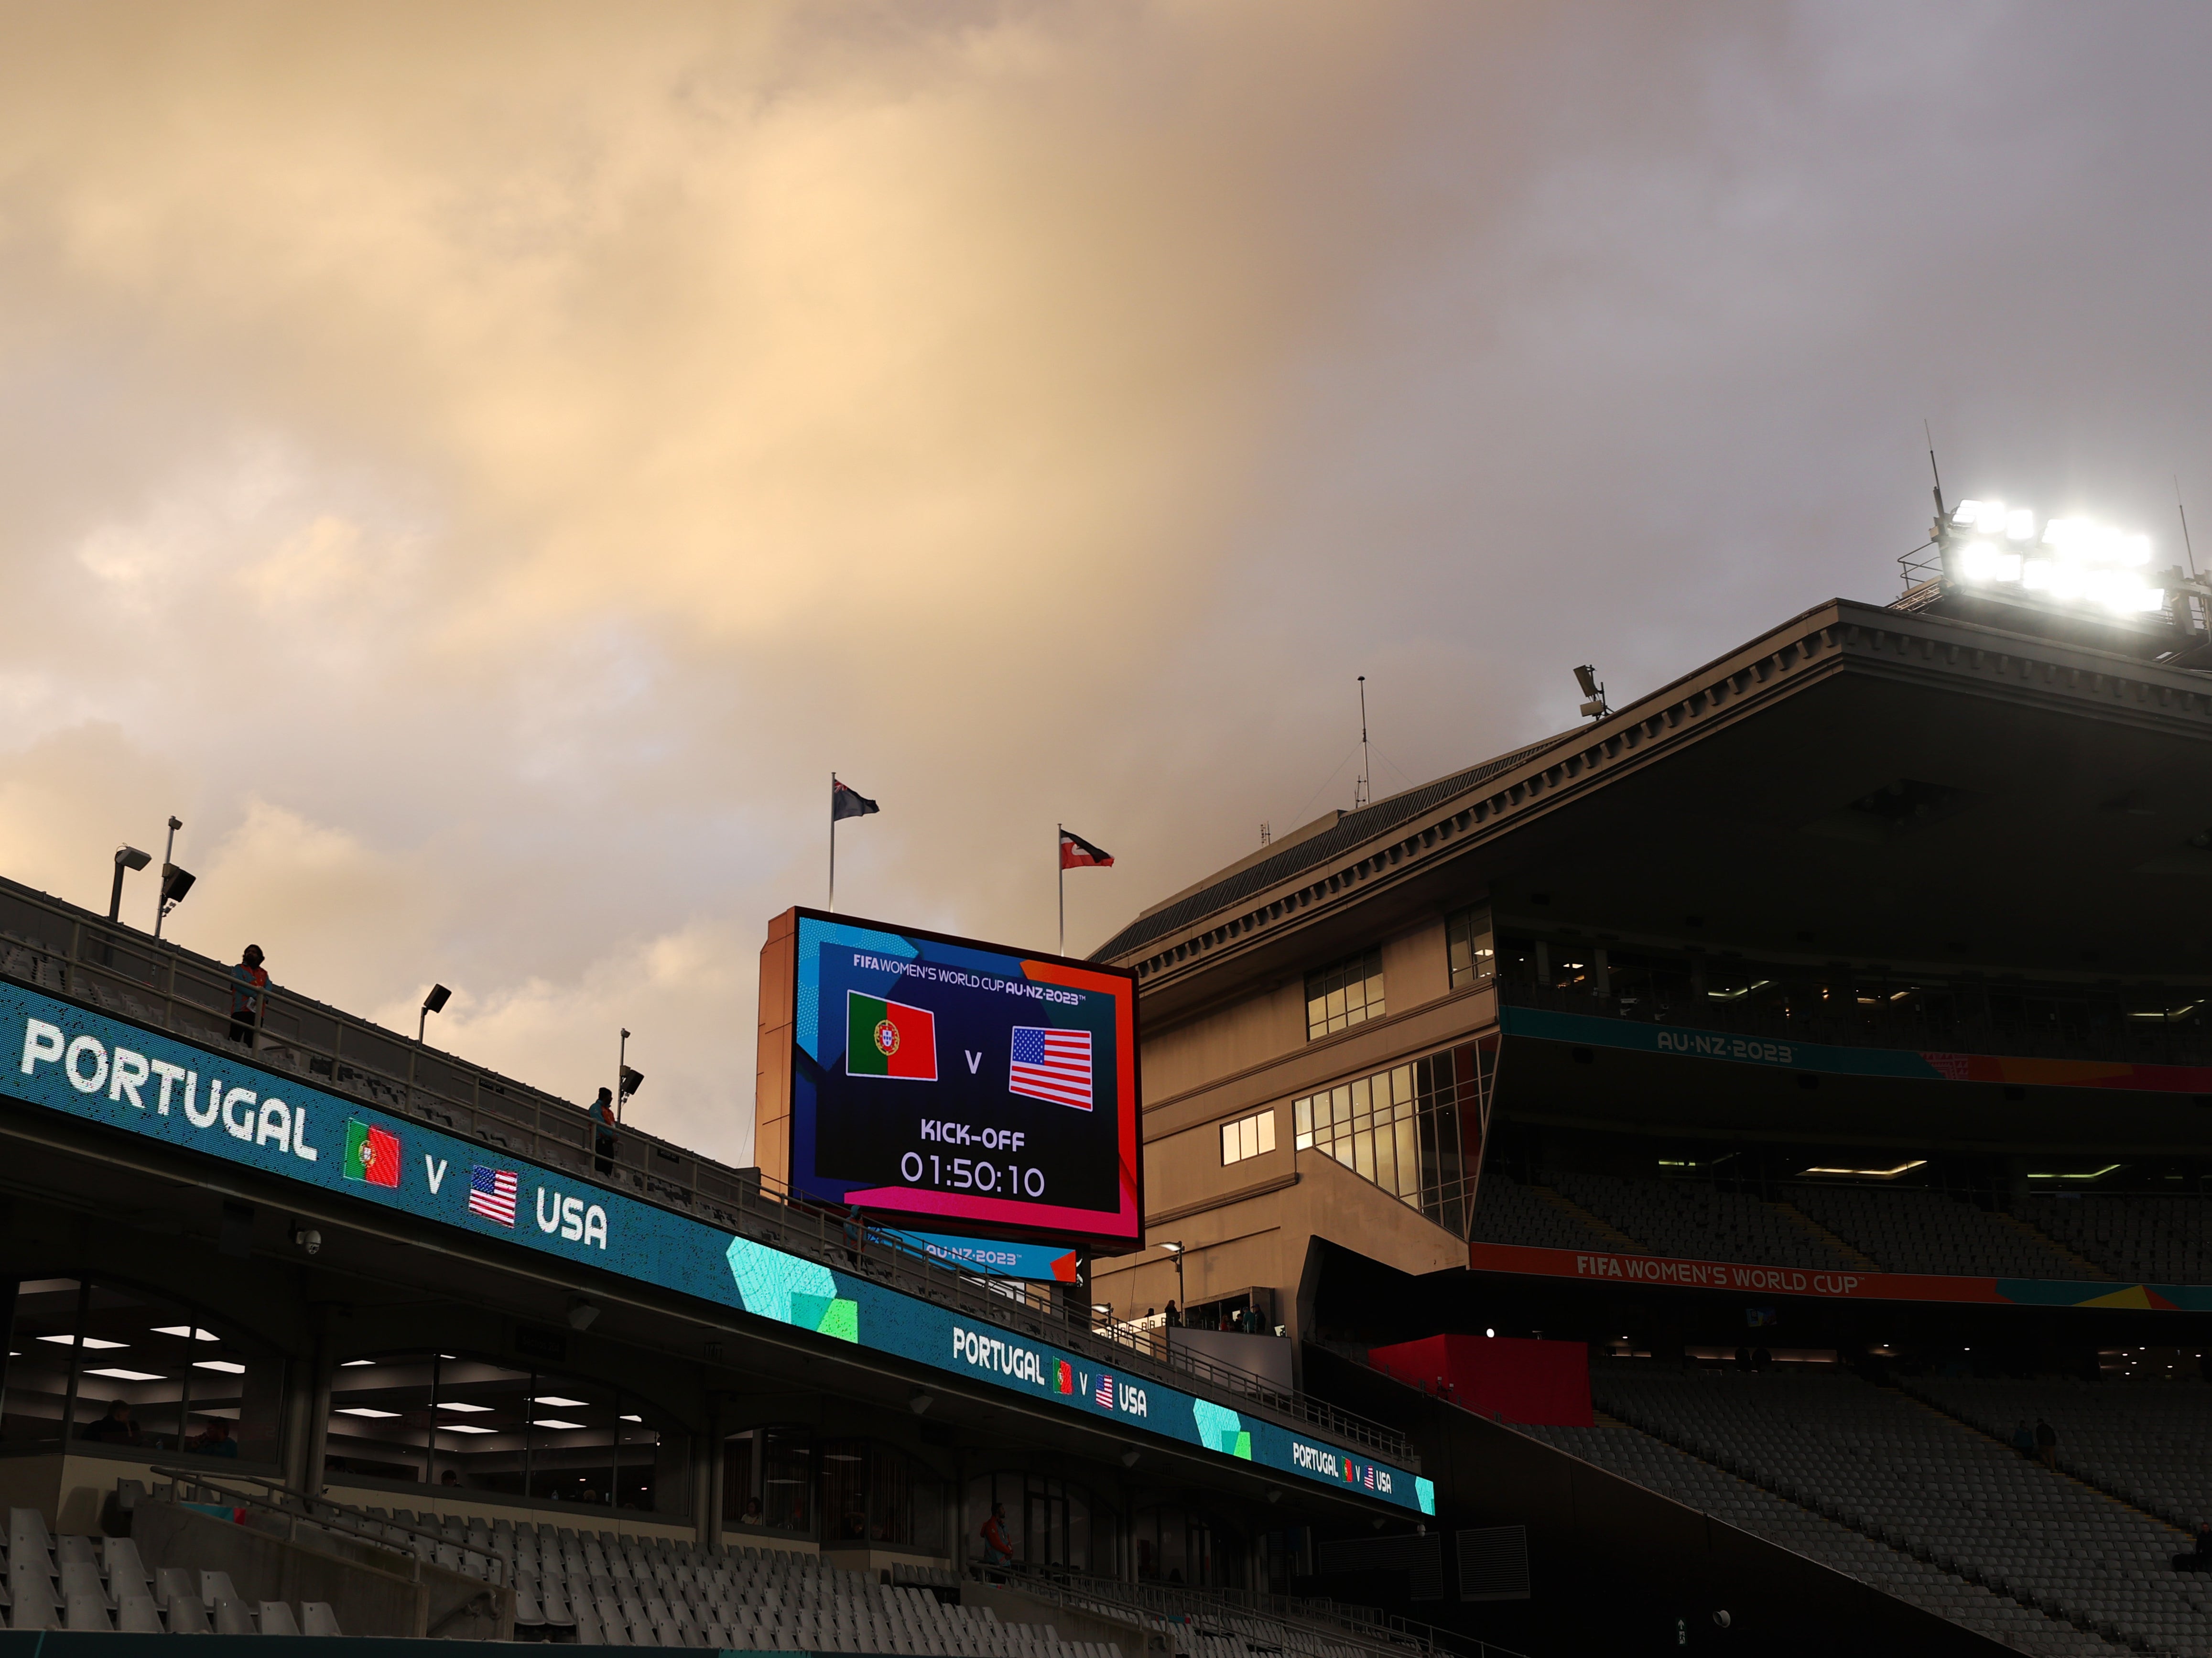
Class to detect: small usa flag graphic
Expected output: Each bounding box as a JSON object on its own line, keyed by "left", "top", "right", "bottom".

{"left": 1094, "top": 1375, "right": 1115, "bottom": 1409}
{"left": 468, "top": 1165, "right": 519, "bottom": 1227}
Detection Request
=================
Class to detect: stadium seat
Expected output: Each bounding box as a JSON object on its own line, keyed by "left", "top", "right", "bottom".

{"left": 302, "top": 1601, "right": 345, "bottom": 1636}
{"left": 164, "top": 1594, "right": 214, "bottom": 1636}
{"left": 115, "top": 1592, "right": 165, "bottom": 1635}
{"left": 259, "top": 1601, "right": 303, "bottom": 1636}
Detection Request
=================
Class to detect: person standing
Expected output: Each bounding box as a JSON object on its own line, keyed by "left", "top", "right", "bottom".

{"left": 228, "top": 945, "right": 267, "bottom": 1047}
{"left": 2035, "top": 1417, "right": 2058, "bottom": 1470}
{"left": 591, "top": 1087, "right": 618, "bottom": 1176}
{"left": 981, "top": 1501, "right": 1014, "bottom": 1566}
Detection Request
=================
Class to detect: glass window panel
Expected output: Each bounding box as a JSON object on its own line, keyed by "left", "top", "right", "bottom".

{"left": 1239, "top": 1118, "right": 1257, "bottom": 1160}
{"left": 6, "top": 1279, "right": 82, "bottom": 1453}
{"left": 1221, "top": 1123, "right": 1237, "bottom": 1164}
{"left": 761, "top": 1424, "right": 813, "bottom": 1532}
{"left": 1294, "top": 1098, "right": 1311, "bottom": 1138}
{"left": 1258, "top": 1111, "right": 1276, "bottom": 1154}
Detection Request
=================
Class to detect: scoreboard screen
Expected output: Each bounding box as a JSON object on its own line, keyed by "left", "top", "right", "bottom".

{"left": 758, "top": 909, "right": 1141, "bottom": 1250}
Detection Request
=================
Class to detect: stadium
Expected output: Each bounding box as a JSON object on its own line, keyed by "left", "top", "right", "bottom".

{"left": 1, "top": 500, "right": 2210, "bottom": 1658}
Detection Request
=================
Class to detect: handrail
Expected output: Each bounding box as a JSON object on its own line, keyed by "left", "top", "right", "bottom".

{"left": 146, "top": 1463, "right": 499, "bottom": 1585}
{"left": 0, "top": 875, "right": 1410, "bottom": 1465}
{"left": 976, "top": 1559, "right": 1521, "bottom": 1658}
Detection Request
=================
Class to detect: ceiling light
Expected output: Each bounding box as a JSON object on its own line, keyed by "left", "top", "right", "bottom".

{"left": 152, "top": 1326, "right": 219, "bottom": 1342}
{"left": 340, "top": 1360, "right": 377, "bottom": 1368}
{"left": 532, "top": 1396, "right": 588, "bottom": 1408}
{"left": 193, "top": 1360, "right": 247, "bottom": 1375}
{"left": 532, "top": 1419, "right": 586, "bottom": 1431}
{"left": 2026, "top": 1165, "right": 2123, "bottom": 1181}
{"left": 39, "top": 1335, "right": 127, "bottom": 1349}
{"left": 337, "top": 1408, "right": 400, "bottom": 1419}
{"left": 84, "top": 1367, "right": 163, "bottom": 1382}
{"left": 437, "top": 1401, "right": 492, "bottom": 1412}
{"left": 439, "top": 1424, "right": 497, "bottom": 1435}
{"left": 620, "top": 1414, "right": 642, "bottom": 1423}
{"left": 1802, "top": 1160, "right": 1927, "bottom": 1179}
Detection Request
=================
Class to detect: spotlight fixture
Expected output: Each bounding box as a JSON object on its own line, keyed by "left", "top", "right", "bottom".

{"left": 909, "top": 1391, "right": 935, "bottom": 1416}
{"left": 108, "top": 846, "right": 151, "bottom": 923}
{"left": 153, "top": 816, "right": 189, "bottom": 941}
{"left": 419, "top": 984, "right": 452, "bottom": 1044}
{"left": 1572, "top": 663, "right": 1609, "bottom": 721}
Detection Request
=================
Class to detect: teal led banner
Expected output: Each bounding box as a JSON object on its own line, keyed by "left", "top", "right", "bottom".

{"left": 0, "top": 983, "right": 1430, "bottom": 1515}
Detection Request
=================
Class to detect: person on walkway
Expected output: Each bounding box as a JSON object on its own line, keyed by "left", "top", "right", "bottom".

{"left": 981, "top": 1502, "right": 1014, "bottom": 1566}
{"left": 2035, "top": 1417, "right": 2058, "bottom": 1470}
{"left": 591, "top": 1087, "right": 618, "bottom": 1176}
{"left": 228, "top": 945, "right": 267, "bottom": 1046}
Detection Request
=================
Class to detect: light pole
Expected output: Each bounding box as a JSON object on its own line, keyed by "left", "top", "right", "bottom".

{"left": 419, "top": 984, "right": 452, "bottom": 1044}
{"left": 153, "top": 817, "right": 194, "bottom": 941}
{"left": 616, "top": 1029, "right": 643, "bottom": 1124}
{"left": 1158, "top": 1240, "right": 1184, "bottom": 1320}
{"left": 108, "top": 846, "right": 150, "bottom": 922}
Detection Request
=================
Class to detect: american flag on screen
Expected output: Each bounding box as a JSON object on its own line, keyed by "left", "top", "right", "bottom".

{"left": 468, "top": 1165, "right": 519, "bottom": 1227}
{"left": 1008, "top": 1026, "right": 1093, "bottom": 1110}
{"left": 1095, "top": 1374, "right": 1115, "bottom": 1409}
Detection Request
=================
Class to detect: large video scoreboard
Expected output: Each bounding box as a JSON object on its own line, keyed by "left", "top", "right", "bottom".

{"left": 755, "top": 909, "right": 1142, "bottom": 1251}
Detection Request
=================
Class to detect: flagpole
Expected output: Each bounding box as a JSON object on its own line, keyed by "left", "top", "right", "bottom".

{"left": 829, "top": 772, "right": 837, "bottom": 913}
{"left": 1057, "top": 823, "right": 1065, "bottom": 957}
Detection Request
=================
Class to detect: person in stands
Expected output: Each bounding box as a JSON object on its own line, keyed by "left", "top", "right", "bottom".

{"left": 592, "top": 1087, "right": 618, "bottom": 1176}
{"left": 2173, "top": 1521, "right": 2211, "bottom": 1573}
{"left": 189, "top": 1416, "right": 239, "bottom": 1457}
{"left": 82, "top": 1399, "right": 140, "bottom": 1445}
{"left": 981, "top": 1501, "right": 1014, "bottom": 1566}
{"left": 2011, "top": 1420, "right": 2035, "bottom": 1458}
{"left": 228, "top": 945, "right": 267, "bottom": 1047}
{"left": 2035, "top": 1417, "right": 2058, "bottom": 1470}
{"left": 1165, "top": 1300, "right": 1182, "bottom": 1328}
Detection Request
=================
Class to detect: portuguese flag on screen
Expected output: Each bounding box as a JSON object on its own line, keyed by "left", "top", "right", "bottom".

{"left": 344, "top": 1119, "right": 401, "bottom": 1187}
{"left": 846, "top": 991, "right": 938, "bottom": 1081}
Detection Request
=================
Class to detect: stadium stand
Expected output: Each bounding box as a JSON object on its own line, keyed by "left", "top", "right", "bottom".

{"left": 2021, "top": 1196, "right": 2212, "bottom": 1287}
{"left": 1464, "top": 1172, "right": 1621, "bottom": 1254}
{"left": 1783, "top": 1185, "right": 2107, "bottom": 1280}
{"left": 1512, "top": 1419, "right": 2087, "bottom": 1654}
{"left": 1583, "top": 1368, "right": 2212, "bottom": 1657}
{"left": 1907, "top": 1377, "right": 2212, "bottom": 1536}
{"left": 1543, "top": 1173, "right": 1858, "bottom": 1271}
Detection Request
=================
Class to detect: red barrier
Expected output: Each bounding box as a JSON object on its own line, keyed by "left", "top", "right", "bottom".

{"left": 1369, "top": 1333, "right": 1593, "bottom": 1426}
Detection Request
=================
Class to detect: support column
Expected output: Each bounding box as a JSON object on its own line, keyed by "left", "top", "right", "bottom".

{"left": 697, "top": 1394, "right": 721, "bottom": 1550}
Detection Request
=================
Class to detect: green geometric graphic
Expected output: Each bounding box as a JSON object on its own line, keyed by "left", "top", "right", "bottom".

{"left": 726, "top": 1236, "right": 860, "bottom": 1344}
{"left": 1192, "top": 1399, "right": 1252, "bottom": 1460}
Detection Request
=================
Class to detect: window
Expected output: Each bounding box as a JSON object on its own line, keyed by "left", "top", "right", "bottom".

{"left": 1306, "top": 948, "right": 1384, "bottom": 1040}
{"left": 322, "top": 1352, "right": 689, "bottom": 1517}
{"left": 1, "top": 1277, "right": 281, "bottom": 1462}
{"left": 1446, "top": 906, "right": 1495, "bottom": 989}
{"left": 1293, "top": 1044, "right": 1486, "bottom": 1234}
{"left": 1220, "top": 1110, "right": 1277, "bottom": 1166}
{"left": 966, "top": 1471, "right": 1110, "bottom": 1575}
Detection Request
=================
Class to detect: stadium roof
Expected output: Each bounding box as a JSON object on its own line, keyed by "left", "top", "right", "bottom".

{"left": 1096, "top": 595, "right": 2212, "bottom": 1024}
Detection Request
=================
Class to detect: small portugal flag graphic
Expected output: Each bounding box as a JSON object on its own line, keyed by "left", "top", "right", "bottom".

{"left": 845, "top": 991, "right": 938, "bottom": 1081}
{"left": 344, "top": 1119, "right": 401, "bottom": 1188}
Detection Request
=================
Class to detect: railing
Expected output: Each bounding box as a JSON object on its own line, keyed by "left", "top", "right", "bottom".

{"left": 149, "top": 1464, "right": 505, "bottom": 1584}
{"left": 1498, "top": 978, "right": 2212, "bottom": 1073}
{"left": 978, "top": 1559, "right": 1521, "bottom": 1658}
{"left": 0, "top": 875, "right": 1409, "bottom": 1466}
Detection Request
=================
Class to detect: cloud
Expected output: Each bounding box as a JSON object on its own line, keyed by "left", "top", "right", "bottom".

{"left": 2, "top": 2, "right": 2210, "bottom": 1166}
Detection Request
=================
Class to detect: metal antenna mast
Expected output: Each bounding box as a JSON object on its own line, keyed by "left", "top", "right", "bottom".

{"left": 1355, "top": 676, "right": 1371, "bottom": 810}
{"left": 2178, "top": 477, "right": 2201, "bottom": 580}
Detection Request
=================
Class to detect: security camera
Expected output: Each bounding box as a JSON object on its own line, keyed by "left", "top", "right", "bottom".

{"left": 1713, "top": 1610, "right": 1732, "bottom": 1629}
{"left": 291, "top": 1225, "right": 321, "bottom": 1256}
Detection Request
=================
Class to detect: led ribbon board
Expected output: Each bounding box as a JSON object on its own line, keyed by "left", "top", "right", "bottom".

{"left": 776, "top": 910, "right": 1142, "bottom": 1249}
{"left": 0, "top": 982, "right": 1422, "bottom": 1512}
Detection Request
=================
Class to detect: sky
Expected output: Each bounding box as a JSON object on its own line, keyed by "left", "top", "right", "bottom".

{"left": 4, "top": 2, "right": 2211, "bottom": 1167}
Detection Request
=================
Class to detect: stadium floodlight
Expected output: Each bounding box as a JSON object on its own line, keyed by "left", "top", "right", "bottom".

{"left": 1572, "top": 664, "right": 1608, "bottom": 721}
{"left": 1157, "top": 1239, "right": 1186, "bottom": 1310}
{"left": 419, "top": 983, "right": 452, "bottom": 1044}
{"left": 108, "top": 845, "right": 151, "bottom": 923}
{"left": 1948, "top": 500, "right": 2169, "bottom": 618}
{"left": 2005, "top": 508, "right": 2036, "bottom": 542}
